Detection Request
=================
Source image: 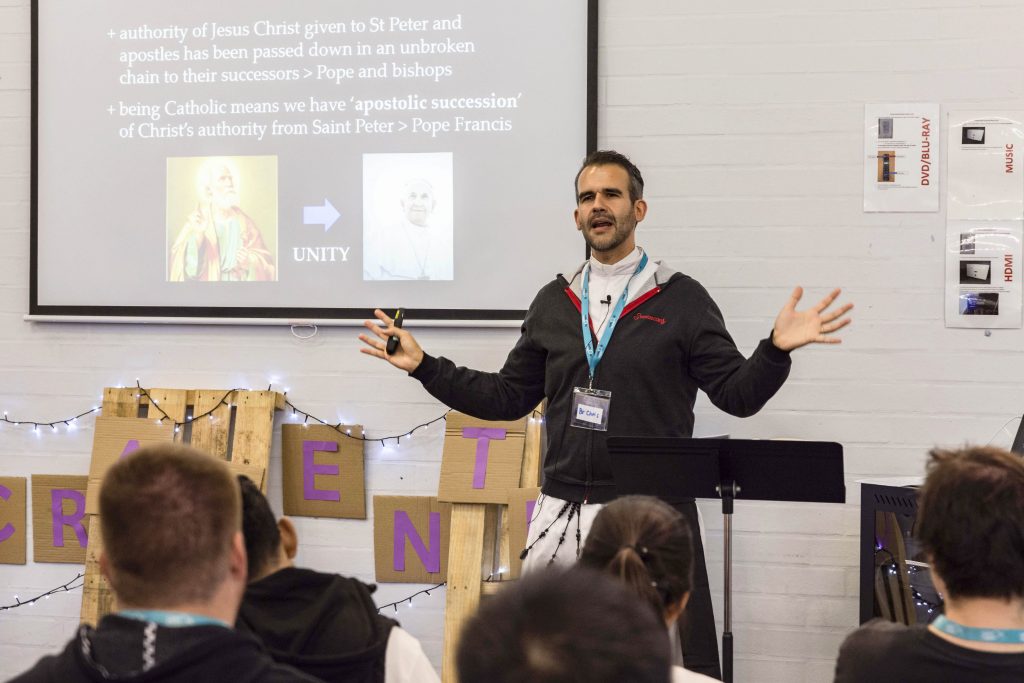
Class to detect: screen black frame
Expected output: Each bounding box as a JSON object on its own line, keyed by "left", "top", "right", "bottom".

{"left": 28, "top": 0, "right": 598, "bottom": 323}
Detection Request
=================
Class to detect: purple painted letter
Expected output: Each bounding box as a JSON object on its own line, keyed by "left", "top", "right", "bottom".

{"left": 0, "top": 484, "right": 13, "bottom": 543}
{"left": 303, "top": 441, "right": 340, "bottom": 501}
{"left": 51, "top": 489, "right": 87, "bottom": 548}
{"left": 120, "top": 440, "right": 141, "bottom": 459}
{"left": 393, "top": 510, "right": 441, "bottom": 573}
{"left": 461, "top": 427, "right": 507, "bottom": 489}
{"left": 525, "top": 498, "right": 537, "bottom": 535}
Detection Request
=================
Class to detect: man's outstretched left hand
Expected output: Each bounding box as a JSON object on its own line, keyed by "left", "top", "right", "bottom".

{"left": 771, "top": 287, "right": 853, "bottom": 352}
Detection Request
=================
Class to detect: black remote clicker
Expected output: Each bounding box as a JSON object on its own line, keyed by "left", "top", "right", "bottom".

{"left": 386, "top": 309, "right": 404, "bottom": 355}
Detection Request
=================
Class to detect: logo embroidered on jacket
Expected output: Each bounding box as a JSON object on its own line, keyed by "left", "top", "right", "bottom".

{"left": 633, "top": 313, "right": 666, "bottom": 325}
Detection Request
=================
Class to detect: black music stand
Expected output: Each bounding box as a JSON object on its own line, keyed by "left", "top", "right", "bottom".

{"left": 1011, "top": 414, "right": 1024, "bottom": 454}
{"left": 608, "top": 437, "right": 845, "bottom": 683}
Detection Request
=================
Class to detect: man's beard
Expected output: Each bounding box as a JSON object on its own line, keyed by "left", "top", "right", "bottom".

{"left": 212, "top": 190, "right": 240, "bottom": 211}
{"left": 579, "top": 213, "right": 635, "bottom": 255}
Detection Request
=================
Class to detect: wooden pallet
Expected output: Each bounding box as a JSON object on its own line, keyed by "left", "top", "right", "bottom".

{"left": 79, "top": 387, "right": 283, "bottom": 626}
{"left": 874, "top": 511, "right": 916, "bottom": 625}
{"left": 440, "top": 408, "right": 544, "bottom": 683}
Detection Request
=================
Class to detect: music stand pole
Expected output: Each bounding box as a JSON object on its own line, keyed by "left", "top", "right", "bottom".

{"left": 718, "top": 481, "right": 738, "bottom": 683}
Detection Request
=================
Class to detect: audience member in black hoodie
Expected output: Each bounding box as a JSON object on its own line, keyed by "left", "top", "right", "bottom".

{"left": 12, "top": 444, "right": 319, "bottom": 683}
{"left": 235, "top": 476, "right": 440, "bottom": 683}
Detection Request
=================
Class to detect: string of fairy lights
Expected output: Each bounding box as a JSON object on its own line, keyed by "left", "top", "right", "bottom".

{"left": 0, "top": 381, "right": 545, "bottom": 440}
{"left": 0, "top": 573, "right": 84, "bottom": 612}
{"left": 0, "top": 382, "right": 547, "bottom": 614}
{"left": 1, "top": 406, "right": 99, "bottom": 433}
{"left": 0, "top": 573, "right": 447, "bottom": 615}
{"left": 375, "top": 582, "right": 446, "bottom": 614}
{"left": 370, "top": 568, "right": 505, "bottom": 614}
{"left": 876, "top": 548, "right": 943, "bottom": 616}
{"left": 283, "top": 397, "right": 452, "bottom": 446}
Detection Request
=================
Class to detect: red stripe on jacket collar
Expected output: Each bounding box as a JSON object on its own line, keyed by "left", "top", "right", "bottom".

{"left": 565, "top": 288, "right": 595, "bottom": 336}
{"left": 564, "top": 286, "right": 662, "bottom": 319}
{"left": 622, "top": 288, "right": 661, "bottom": 315}
{"left": 565, "top": 287, "right": 583, "bottom": 312}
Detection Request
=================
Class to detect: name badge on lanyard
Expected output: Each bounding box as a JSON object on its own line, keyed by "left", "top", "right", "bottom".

{"left": 571, "top": 252, "right": 648, "bottom": 432}
{"left": 571, "top": 386, "right": 612, "bottom": 430}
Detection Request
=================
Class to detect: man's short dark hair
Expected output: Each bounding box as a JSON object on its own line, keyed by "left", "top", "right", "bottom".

{"left": 457, "top": 567, "right": 671, "bottom": 683}
{"left": 238, "top": 475, "right": 281, "bottom": 579}
{"left": 574, "top": 150, "right": 645, "bottom": 203}
{"left": 916, "top": 446, "right": 1024, "bottom": 600}
{"left": 100, "top": 443, "right": 240, "bottom": 606}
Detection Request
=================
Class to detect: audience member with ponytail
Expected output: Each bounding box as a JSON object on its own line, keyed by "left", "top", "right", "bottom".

{"left": 579, "top": 495, "right": 719, "bottom": 682}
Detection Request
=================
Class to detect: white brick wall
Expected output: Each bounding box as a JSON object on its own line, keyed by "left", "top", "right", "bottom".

{"left": 3, "top": 1, "right": 1024, "bottom": 681}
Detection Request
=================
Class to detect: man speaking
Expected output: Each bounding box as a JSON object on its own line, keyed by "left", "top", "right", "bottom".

{"left": 359, "top": 150, "right": 852, "bottom": 679}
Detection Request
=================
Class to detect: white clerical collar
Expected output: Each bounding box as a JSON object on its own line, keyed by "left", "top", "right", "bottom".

{"left": 589, "top": 247, "right": 643, "bottom": 277}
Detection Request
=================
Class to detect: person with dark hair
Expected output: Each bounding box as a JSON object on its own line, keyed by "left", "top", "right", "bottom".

{"left": 12, "top": 444, "right": 318, "bottom": 683}
{"left": 361, "top": 149, "right": 852, "bottom": 678}
{"left": 579, "top": 495, "right": 717, "bottom": 682}
{"left": 458, "top": 567, "right": 672, "bottom": 683}
{"left": 834, "top": 446, "right": 1024, "bottom": 682}
{"left": 235, "top": 476, "right": 439, "bottom": 683}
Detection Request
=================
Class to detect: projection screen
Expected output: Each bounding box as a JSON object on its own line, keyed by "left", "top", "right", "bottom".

{"left": 30, "top": 0, "right": 596, "bottom": 324}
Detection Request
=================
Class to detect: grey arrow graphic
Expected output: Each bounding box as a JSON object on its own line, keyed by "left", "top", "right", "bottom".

{"left": 303, "top": 199, "right": 340, "bottom": 232}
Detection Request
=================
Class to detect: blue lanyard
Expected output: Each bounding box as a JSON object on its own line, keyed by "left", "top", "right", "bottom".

{"left": 581, "top": 252, "right": 649, "bottom": 384}
{"left": 932, "top": 615, "right": 1024, "bottom": 643}
{"left": 119, "top": 610, "right": 229, "bottom": 628}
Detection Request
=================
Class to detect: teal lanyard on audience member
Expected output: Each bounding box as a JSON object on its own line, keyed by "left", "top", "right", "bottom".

{"left": 119, "top": 610, "right": 229, "bottom": 628}
{"left": 581, "top": 252, "right": 648, "bottom": 387}
{"left": 932, "top": 615, "right": 1024, "bottom": 643}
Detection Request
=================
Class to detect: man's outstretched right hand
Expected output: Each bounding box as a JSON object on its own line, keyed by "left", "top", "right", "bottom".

{"left": 358, "top": 308, "right": 425, "bottom": 373}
